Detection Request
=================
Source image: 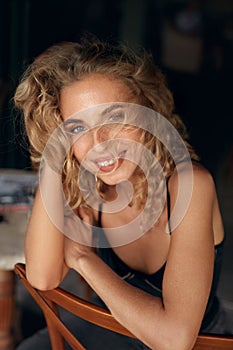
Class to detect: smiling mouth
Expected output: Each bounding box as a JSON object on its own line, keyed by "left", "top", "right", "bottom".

{"left": 95, "top": 151, "right": 126, "bottom": 170}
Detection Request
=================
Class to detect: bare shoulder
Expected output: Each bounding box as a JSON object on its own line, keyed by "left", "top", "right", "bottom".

{"left": 168, "top": 161, "right": 216, "bottom": 198}
{"left": 166, "top": 161, "right": 217, "bottom": 234}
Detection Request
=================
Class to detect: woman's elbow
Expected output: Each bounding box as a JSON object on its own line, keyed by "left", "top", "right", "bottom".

{"left": 148, "top": 326, "right": 198, "bottom": 350}
{"left": 26, "top": 268, "right": 62, "bottom": 291}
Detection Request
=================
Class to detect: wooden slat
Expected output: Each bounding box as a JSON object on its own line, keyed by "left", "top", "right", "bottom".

{"left": 14, "top": 263, "right": 233, "bottom": 350}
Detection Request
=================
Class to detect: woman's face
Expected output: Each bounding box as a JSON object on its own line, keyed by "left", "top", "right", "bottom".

{"left": 60, "top": 74, "right": 143, "bottom": 186}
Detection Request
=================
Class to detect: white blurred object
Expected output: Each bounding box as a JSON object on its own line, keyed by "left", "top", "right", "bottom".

{"left": 0, "top": 169, "right": 37, "bottom": 270}
{"left": 0, "top": 210, "right": 28, "bottom": 270}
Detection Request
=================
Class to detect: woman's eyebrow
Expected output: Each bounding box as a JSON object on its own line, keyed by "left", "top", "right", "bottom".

{"left": 63, "top": 118, "right": 84, "bottom": 125}
{"left": 100, "top": 103, "right": 125, "bottom": 116}
{"left": 63, "top": 104, "right": 125, "bottom": 126}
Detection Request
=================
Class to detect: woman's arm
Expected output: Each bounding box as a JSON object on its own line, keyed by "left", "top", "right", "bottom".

{"left": 65, "top": 167, "right": 216, "bottom": 350}
{"left": 25, "top": 166, "right": 69, "bottom": 290}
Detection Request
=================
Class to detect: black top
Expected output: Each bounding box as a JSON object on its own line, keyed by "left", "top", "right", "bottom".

{"left": 95, "top": 200, "right": 224, "bottom": 331}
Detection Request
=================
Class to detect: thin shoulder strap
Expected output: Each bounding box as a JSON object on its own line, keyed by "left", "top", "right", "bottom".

{"left": 166, "top": 158, "right": 194, "bottom": 233}
{"left": 166, "top": 177, "right": 172, "bottom": 234}
{"left": 92, "top": 202, "right": 103, "bottom": 247}
{"left": 97, "top": 202, "right": 103, "bottom": 227}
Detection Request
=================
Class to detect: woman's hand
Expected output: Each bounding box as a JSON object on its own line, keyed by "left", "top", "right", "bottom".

{"left": 64, "top": 206, "right": 96, "bottom": 270}
{"left": 64, "top": 236, "right": 95, "bottom": 270}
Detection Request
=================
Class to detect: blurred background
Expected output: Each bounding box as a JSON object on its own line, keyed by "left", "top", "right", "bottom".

{"left": 1, "top": 0, "right": 233, "bottom": 174}
{"left": 0, "top": 0, "right": 233, "bottom": 342}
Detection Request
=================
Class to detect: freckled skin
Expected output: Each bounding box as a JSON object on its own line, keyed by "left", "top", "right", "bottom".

{"left": 60, "top": 74, "right": 142, "bottom": 186}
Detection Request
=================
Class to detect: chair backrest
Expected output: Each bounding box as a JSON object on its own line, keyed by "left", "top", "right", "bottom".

{"left": 15, "top": 263, "right": 233, "bottom": 350}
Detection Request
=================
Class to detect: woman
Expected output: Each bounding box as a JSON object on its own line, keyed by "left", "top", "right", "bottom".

{"left": 14, "top": 37, "right": 227, "bottom": 350}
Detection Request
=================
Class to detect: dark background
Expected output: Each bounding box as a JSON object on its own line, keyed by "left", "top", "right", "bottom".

{"left": 1, "top": 0, "right": 233, "bottom": 340}
{"left": 0, "top": 0, "right": 233, "bottom": 176}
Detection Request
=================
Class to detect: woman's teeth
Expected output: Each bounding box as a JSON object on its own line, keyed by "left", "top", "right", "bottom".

{"left": 96, "top": 151, "right": 126, "bottom": 168}
{"left": 97, "top": 157, "right": 118, "bottom": 167}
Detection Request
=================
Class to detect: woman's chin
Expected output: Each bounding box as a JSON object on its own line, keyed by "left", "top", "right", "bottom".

{"left": 97, "top": 162, "right": 137, "bottom": 186}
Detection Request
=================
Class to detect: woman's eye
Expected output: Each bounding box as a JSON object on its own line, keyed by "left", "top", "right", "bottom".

{"left": 65, "top": 124, "right": 87, "bottom": 135}
{"left": 108, "top": 113, "right": 125, "bottom": 123}
{"left": 71, "top": 125, "right": 87, "bottom": 134}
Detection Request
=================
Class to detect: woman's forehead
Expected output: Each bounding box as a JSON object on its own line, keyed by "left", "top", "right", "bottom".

{"left": 60, "top": 74, "right": 136, "bottom": 119}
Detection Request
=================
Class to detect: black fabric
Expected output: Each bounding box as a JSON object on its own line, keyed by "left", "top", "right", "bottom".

{"left": 95, "top": 200, "right": 225, "bottom": 332}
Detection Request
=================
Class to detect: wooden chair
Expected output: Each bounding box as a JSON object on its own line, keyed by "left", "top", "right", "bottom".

{"left": 14, "top": 263, "right": 233, "bottom": 350}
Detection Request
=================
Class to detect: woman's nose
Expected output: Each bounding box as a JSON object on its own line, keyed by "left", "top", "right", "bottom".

{"left": 92, "top": 125, "right": 110, "bottom": 147}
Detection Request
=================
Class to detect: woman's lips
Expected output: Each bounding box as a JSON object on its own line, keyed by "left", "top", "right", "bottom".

{"left": 94, "top": 151, "right": 126, "bottom": 173}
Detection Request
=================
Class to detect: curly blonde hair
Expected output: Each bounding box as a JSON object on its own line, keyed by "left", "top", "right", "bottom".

{"left": 14, "top": 36, "right": 198, "bottom": 210}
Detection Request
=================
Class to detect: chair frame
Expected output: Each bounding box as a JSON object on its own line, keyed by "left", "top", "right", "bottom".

{"left": 15, "top": 263, "right": 233, "bottom": 350}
